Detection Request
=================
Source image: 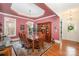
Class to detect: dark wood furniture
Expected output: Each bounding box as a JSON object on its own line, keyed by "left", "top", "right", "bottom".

{"left": 38, "top": 32, "right": 45, "bottom": 49}
{"left": 19, "top": 31, "right": 32, "bottom": 49}
{"left": 19, "top": 31, "right": 40, "bottom": 52}
{"left": 0, "top": 46, "right": 12, "bottom": 56}
{"left": 37, "top": 22, "right": 51, "bottom": 43}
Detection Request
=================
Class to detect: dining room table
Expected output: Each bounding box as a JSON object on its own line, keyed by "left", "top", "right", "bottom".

{"left": 27, "top": 34, "right": 39, "bottom": 52}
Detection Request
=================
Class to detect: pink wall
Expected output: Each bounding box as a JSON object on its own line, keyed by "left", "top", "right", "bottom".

{"left": 35, "top": 16, "right": 60, "bottom": 40}
{"left": 0, "top": 13, "right": 60, "bottom": 41}
{"left": 16, "top": 18, "right": 27, "bottom": 38}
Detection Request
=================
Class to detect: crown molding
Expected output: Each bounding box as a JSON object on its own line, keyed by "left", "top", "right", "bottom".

{"left": 0, "top": 12, "right": 34, "bottom": 21}
{"left": 35, "top": 15, "right": 56, "bottom": 21}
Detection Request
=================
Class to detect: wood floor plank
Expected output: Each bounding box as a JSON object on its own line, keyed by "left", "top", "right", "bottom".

{"left": 42, "top": 40, "right": 79, "bottom": 56}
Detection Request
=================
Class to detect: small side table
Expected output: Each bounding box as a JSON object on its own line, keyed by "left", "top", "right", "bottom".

{"left": 0, "top": 46, "right": 12, "bottom": 56}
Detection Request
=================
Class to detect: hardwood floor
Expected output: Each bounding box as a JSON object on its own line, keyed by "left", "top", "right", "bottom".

{"left": 42, "top": 40, "right": 79, "bottom": 56}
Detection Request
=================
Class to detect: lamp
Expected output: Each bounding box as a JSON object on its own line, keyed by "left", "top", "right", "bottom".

{"left": 69, "top": 9, "right": 72, "bottom": 21}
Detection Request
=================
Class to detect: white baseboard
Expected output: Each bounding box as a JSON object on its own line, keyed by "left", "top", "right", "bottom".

{"left": 54, "top": 40, "right": 61, "bottom": 44}
{"left": 62, "top": 39, "right": 79, "bottom": 42}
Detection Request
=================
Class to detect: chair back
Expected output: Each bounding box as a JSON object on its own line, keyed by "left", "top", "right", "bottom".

{"left": 19, "top": 31, "right": 30, "bottom": 46}
{"left": 38, "top": 32, "right": 45, "bottom": 48}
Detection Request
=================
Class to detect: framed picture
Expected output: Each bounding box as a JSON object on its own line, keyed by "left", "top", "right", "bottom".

{"left": 4, "top": 17, "right": 16, "bottom": 37}
{"left": 20, "top": 25, "right": 25, "bottom": 31}
{"left": 0, "top": 22, "right": 2, "bottom": 33}
{"left": 0, "top": 22, "right": 2, "bottom": 26}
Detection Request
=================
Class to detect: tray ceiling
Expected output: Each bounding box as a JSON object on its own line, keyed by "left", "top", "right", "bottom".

{"left": 0, "top": 3, "right": 57, "bottom": 19}
{"left": 11, "top": 3, "right": 45, "bottom": 18}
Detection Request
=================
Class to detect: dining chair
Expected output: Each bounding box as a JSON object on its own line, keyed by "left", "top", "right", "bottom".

{"left": 19, "top": 31, "right": 40, "bottom": 52}
{"left": 19, "top": 31, "right": 31, "bottom": 49}
{"left": 38, "top": 32, "right": 45, "bottom": 49}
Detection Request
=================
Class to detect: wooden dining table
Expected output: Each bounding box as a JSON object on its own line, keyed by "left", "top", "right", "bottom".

{"left": 27, "top": 34, "right": 39, "bottom": 52}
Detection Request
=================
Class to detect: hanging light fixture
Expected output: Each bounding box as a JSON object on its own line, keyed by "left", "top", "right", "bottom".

{"left": 68, "top": 9, "right": 74, "bottom": 32}
{"left": 69, "top": 9, "right": 72, "bottom": 21}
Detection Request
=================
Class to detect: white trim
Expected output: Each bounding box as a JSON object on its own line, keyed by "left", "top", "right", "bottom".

{"left": 0, "top": 12, "right": 56, "bottom": 22}
{"left": 35, "top": 15, "right": 56, "bottom": 21}
{"left": 62, "top": 39, "right": 79, "bottom": 42}
{"left": 55, "top": 40, "right": 61, "bottom": 44}
{"left": 0, "top": 12, "right": 34, "bottom": 21}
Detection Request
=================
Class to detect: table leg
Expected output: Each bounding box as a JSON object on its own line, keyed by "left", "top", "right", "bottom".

{"left": 32, "top": 40, "right": 34, "bottom": 52}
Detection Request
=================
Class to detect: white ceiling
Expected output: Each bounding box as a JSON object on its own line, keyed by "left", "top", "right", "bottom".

{"left": 11, "top": 3, "right": 45, "bottom": 18}
{"left": 11, "top": 3, "right": 79, "bottom": 20}
{"left": 45, "top": 3, "right": 79, "bottom": 20}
